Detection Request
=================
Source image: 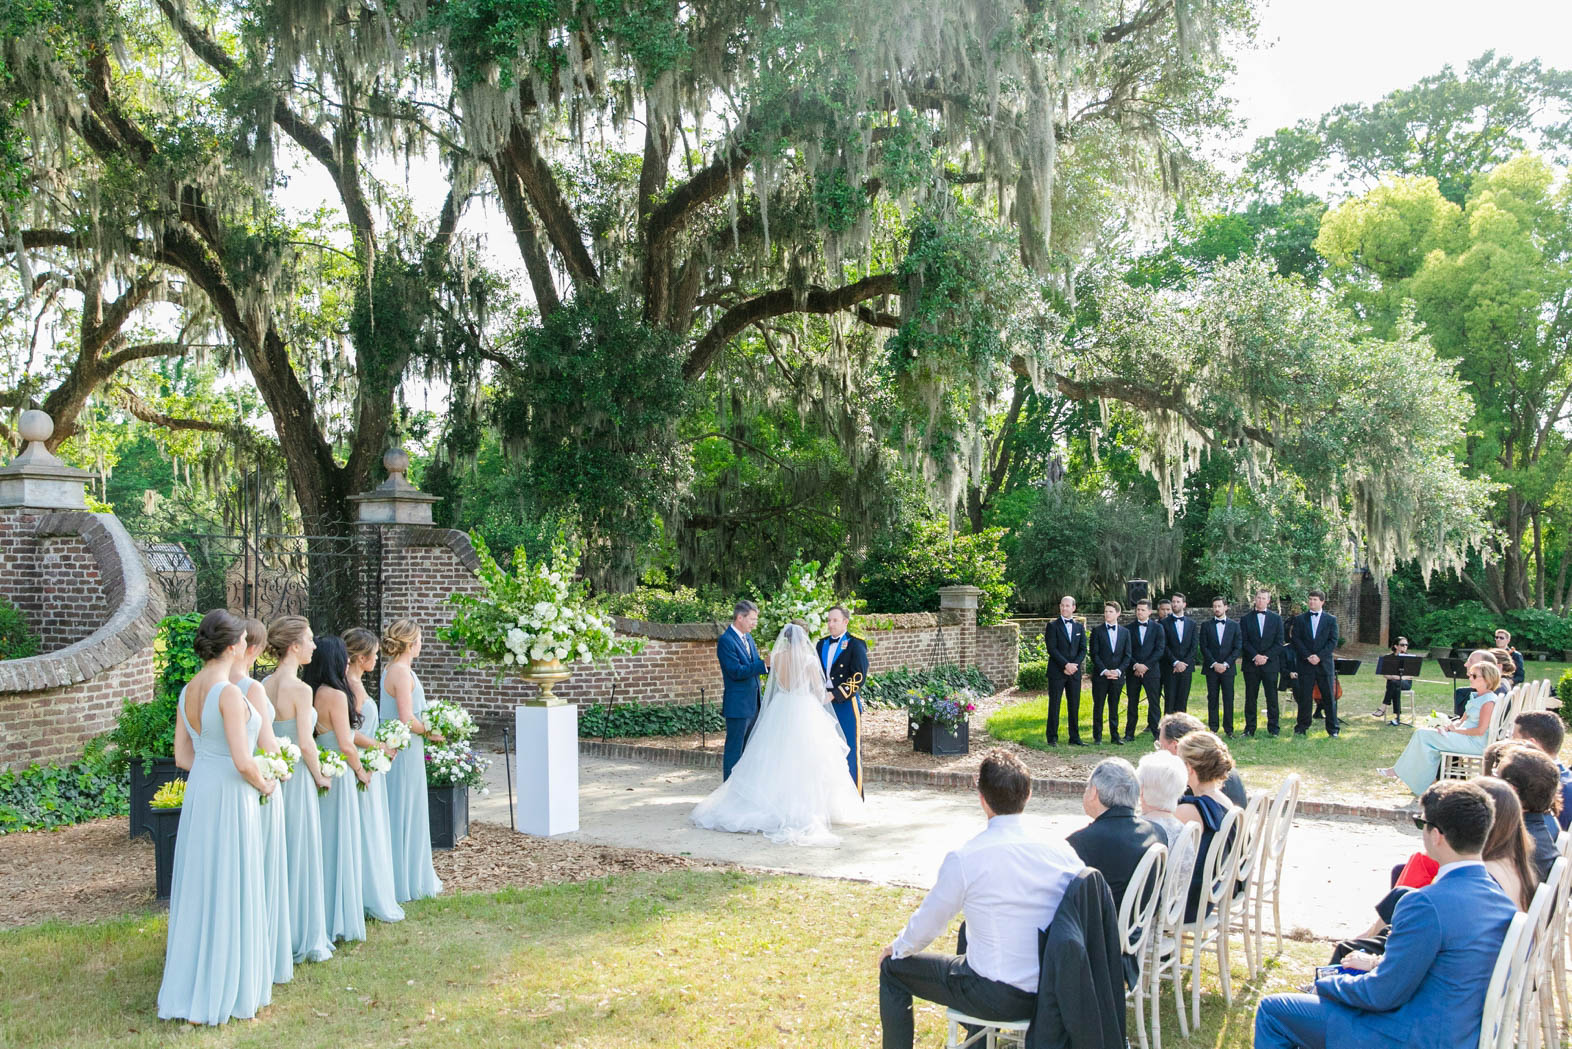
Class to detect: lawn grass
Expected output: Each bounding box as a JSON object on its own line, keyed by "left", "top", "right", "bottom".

{"left": 0, "top": 869, "right": 1324, "bottom": 1048}
{"left": 989, "top": 661, "right": 1572, "bottom": 805}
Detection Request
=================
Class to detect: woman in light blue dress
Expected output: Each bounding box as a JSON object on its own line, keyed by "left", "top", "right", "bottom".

{"left": 233, "top": 616, "right": 292, "bottom": 986}
{"left": 344, "top": 628, "right": 406, "bottom": 923}
{"left": 378, "top": 618, "right": 444, "bottom": 902}
{"left": 261, "top": 615, "right": 335, "bottom": 964}
{"left": 1382, "top": 659, "right": 1502, "bottom": 795}
{"left": 157, "top": 609, "right": 275, "bottom": 1026}
{"left": 305, "top": 636, "right": 372, "bottom": 943}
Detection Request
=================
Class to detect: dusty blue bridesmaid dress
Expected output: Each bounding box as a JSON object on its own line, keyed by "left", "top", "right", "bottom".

{"left": 271, "top": 699, "right": 333, "bottom": 963}
{"left": 380, "top": 670, "right": 443, "bottom": 902}
{"left": 245, "top": 679, "right": 293, "bottom": 986}
{"left": 157, "top": 682, "right": 272, "bottom": 1025}
{"left": 356, "top": 697, "right": 406, "bottom": 923}
{"left": 316, "top": 714, "right": 367, "bottom": 943}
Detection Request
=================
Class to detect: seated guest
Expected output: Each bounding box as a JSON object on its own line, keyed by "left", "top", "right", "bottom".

{"left": 1371, "top": 637, "right": 1412, "bottom": 726}
{"left": 1511, "top": 712, "right": 1572, "bottom": 830}
{"left": 1381, "top": 660, "right": 1500, "bottom": 796}
{"left": 1254, "top": 780, "right": 1516, "bottom": 1049}
{"left": 1137, "top": 751, "right": 1199, "bottom": 901}
{"left": 1068, "top": 758, "right": 1164, "bottom": 913}
{"left": 1493, "top": 630, "right": 1526, "bottom": 685}
{"left": 1174, "top": 731, "right": 1241, "bottom": 922}
{"left": 1452, "top": 649, "right": 1501, "bottom": 718}
{"left": 1474, "top": 776, "right": 1538, "bottom": 911}
{"left": 1157, "top": 713, "right": 1248, "bottom": 808}
{"left": 1494, "top": 745, "right": 1562, "bottom": 879}
{"left": 877, "top": 750, "right": 1084, "bottom": 1049}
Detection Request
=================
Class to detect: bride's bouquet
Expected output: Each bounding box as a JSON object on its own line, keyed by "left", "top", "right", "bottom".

{"left": 255, "top": 740, "right": 300, "bottom": 804}
{"left": 317, "top": 748, "right": 349, "bottom": 795}
{"left": 425, "top": 699, "right": 477, "bottom": 743}
{"left": 375, "top": 719, "right": 412, "bottom": 753}
{"left": 357, "top": 746, "right": 392, "bottom": 790}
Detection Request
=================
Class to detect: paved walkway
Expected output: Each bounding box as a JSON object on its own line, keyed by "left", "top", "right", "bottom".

{"left": 473, "top": 752, "right": 1411, "bottom": 942}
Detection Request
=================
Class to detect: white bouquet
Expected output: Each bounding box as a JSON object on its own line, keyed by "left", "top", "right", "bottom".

{"left": 317, "top": 748, "right": 349, "bottom": 796}
{"left": 254, "top": 745, "right": 294, "bottom": 804}
{"left": 424, "top": 741, "right": 491, "bottom": 791}
{"left": 375, "top": 719, "right": 412, "bottom": 752}
{"left": 424, "top": 698, "right": 477, "bottom": 743}
{"left": 1417, "top": 711, "right": 1454, "bottom": 730}
{"left": 275, "top": 736, "right": 303, "bottom": 765}
{"left": 357, "top": 746, "right": 392, "bottom": 791}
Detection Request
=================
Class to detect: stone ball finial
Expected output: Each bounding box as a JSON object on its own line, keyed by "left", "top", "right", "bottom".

{"left": 18, "top": 410, "right": 53, "bottom": 445}
{"left": 383, "top": 448, "right": 410, "bottom": 478}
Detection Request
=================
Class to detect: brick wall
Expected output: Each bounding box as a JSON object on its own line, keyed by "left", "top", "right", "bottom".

{"left": 977, "top": 623, "right": 1019, "bottom": 688}
{"left": 376, "top": 527, "right": 1004, "bottom": 730}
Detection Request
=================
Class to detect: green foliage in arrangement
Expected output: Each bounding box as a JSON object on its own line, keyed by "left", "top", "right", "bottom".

{"left": 0, "top": 739, "right": 130, "bottom": 834}
{"left": 578, "top": 702, "right": 725, "bottom": 739}
{"left": 859, "top": 520, "right": 1014, "bottom": 626}
{"left": 109, "top": 613, "right": 203, "bottom": 771}
{"left": 0, "top": 596, "right": 38, "bottom": 660}
{"left": 149, "top": 778, "right": 186, "bottom": 809}
{"left": 600, "top": 586, "right": 735, "bottom": 625}
{"left": 1016, "top": 661, "right": 1049, "bottom": 691}
{"left": 860, "top": 664, "right": 996, "bottom": 710}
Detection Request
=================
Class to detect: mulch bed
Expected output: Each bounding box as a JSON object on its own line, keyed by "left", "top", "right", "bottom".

{"left": 0, "top": 818, "right": 729, "bottom": 930}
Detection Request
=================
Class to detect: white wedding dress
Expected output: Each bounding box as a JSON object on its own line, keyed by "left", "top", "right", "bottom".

{"left": 691, "top": 624, "right": 864, "bottom": 846}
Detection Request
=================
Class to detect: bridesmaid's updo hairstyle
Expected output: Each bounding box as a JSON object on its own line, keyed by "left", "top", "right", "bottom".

{"left": 265, "top": 615, "right": 311, "bottom": 659}
{"left": 243, "top": 617, "right": 268, "bottom": 653}
{"left": 193, "top": 609, "right": 245, "bottom": 662}
{"left": 343, "top": 627, "right": 379, "bottom": 666}
{"left": 381, "top": 618, "right": 421, "bottom": 659}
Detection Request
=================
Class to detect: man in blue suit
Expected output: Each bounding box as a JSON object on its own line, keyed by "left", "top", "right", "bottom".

{"left": 1254, "top": 780, "right": 1516, "bottom": 1049}
{"left": 717, "top": 599, "right": 768, "bottom": 780}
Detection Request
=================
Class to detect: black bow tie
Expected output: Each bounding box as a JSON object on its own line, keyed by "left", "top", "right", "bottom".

{"left": 828, "top": 635, "right": 844, "bottom": 643}
{"left": 1215, "top": 619, "right": 1227, "bottom": 623}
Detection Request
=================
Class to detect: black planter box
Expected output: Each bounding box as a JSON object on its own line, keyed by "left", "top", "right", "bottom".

{"left": 909, "top": 717, "right": 970, "bottom": 756}
{"left": 151, "top": 806, "right": 182, "bottom": 900}
{"left": 428, "top": 785, "right": 470, "bottom": 849}
{"left": 129, "top": 757, "right": 183, "bottom": 840}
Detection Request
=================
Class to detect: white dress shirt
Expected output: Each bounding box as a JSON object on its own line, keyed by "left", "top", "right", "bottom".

{"left": 1257, "top": 611, "right": 1266, "bottom": 635}
{"left": 1175, "top": 617, "right": 1185, "bottom": 640}
{"left": 1434, "top": 858, "right": 1485, "bottom": 881}
{"left": 889, "top": 814, "right": 1085, "bottom": 992}
{"left": 731, "top": 624, "right": 755, "bottom": 658}
{"left": 1215, "top": 619, "right": 1227, "bottom": 644}
{"left": 1063, "top": 618, "right": 1075, "bottom": 639}
{"left": 1310, "top": 612, "right": 1322, "bottom": 637}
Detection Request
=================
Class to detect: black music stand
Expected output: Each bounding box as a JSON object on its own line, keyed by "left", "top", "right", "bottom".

{"left": 1333, "top": 658, "right": 1362, "bottom": 677}
{"left": 1375, "top": 654, "right": 1424, "bottom": 678}
{"left": 1435, "top": 657, "right": 1469, "bottom": 683}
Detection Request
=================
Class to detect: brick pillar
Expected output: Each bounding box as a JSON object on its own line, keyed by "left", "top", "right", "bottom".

{"left": 937, "top": 585, "right": 982, "bottom": 669}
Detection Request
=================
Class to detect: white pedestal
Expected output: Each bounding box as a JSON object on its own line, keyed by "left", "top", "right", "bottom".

{"left": 514, "top": 704, "right": 579, "bottom": 836}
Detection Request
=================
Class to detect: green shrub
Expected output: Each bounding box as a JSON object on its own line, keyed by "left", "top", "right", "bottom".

{"left": 859, "top": 520, "right": 1014, "bottom": 625}
{"left": 860, "top": 664, "right": 996, "bottom": 709}
{"left": 0, "top": 597, "right": 38, "bottom": 660}
{"left": 1413, "top": 601, "right": 1498, "bottom": 649}
{"left": 1018, "top": 633, "right": 1046, "bottom": 663}
{"left": 0, "top": 738, "right": 130, "bottom": 833}
{"left": 109, "top": 612, "right": 203, "bottom": 771}
{"left": 1501, "top": 608, "right": 1572, "bottom": 654}
{"left": 578, "top": 701, "right": 726, "bottom": 738}
{"left": 1017, "top": 660, "right": 1048, "bottom": 691}
{"left": 1559, "top": 670, "right": 1572, "bottom": 731}
{"left": 154, "top": 613, "right": 204, "bottom": 703}
{"left": 601, "top": 586, "right": 733, "bottom": 624}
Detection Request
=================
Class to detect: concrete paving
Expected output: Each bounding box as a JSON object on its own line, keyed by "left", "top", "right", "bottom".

{"left": 473, "top": 752, "right": 1414, "bottom": 942}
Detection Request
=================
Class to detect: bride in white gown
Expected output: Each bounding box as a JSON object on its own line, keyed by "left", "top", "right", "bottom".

{"left": 691, "top": 623, "right": 863, "bottom": 845}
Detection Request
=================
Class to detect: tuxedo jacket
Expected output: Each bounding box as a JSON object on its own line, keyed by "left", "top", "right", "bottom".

{"left": 1088, "top": 623, "right": 1131, "bottom": 678}
{"left": 1239, "top": 609, "right": 1284, "bottom": 671}
{"left": 1127, "top": 619, "right": 1166, "bottom": 675}
{"left": 1045, "top": 618, "right": 1087, "bottom": 672}
{"left": 716, "top": 627, "right": 767, "bottom": 718}
{"left": 816, "top": 634, "right": 869, "bottom": 705}
{"left": 1198, "top": 618, "right": 1242, "bottom": 671}
{"left": 1315, "top": 864, "right": 1515, "bottom": 1049}
{"left": 1291, "top": 610, "right": 1338, "bottom": 663}
{"left": 1163, "top": 615, "right": 1199, "bottom": 667}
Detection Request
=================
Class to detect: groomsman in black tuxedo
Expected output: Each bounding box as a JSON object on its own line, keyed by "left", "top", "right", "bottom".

{"left": 1089, "top": 601, "right": 1132, "bottom": 744}
{"left": 1200, "top": 596, "right": 1242, "bottom": 736}
{"left": 1291, "top": 589, "right": 1340, "bottom": 737}
{"left": 1126, "top": 598, "right": 1167, "bottom": 739}
{"left": 1163, "top": 593, "right": 1198, "bottom": 714}
{"left": 1045, "top": 595, "right": 1087, "bottom": 746}
{"left": 1154, "top": 597, "right": 1174, "bottom": 713}
{"left": 1239, "top": 587, "right": 1285, "bottom": 736}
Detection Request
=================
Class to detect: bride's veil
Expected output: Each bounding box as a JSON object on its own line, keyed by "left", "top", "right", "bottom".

{"left": 761, "top": 624, "right": 837, "bottom": 730}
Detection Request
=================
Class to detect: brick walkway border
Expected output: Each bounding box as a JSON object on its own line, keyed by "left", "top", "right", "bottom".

{"left": 577, "top": 740, "right": 1413, "bottom": 825}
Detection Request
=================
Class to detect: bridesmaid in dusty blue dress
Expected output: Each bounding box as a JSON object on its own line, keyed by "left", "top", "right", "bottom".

{"left": 378, "top": 618, "right": 444, "bottom": 902}
{"left": 305, "top": 635, "right": 371, "bottom": 943}
{"left": 261, "top": 615, "right": 334, "bottom": 964}
{"left": 344, "top": 628, "right": 407, "bottom": 923}
{"left": 233, "top": 617, "right": 293, "bottom": 986}
{"left": 158, "top": 610, "right": 276, "bottom": 1025}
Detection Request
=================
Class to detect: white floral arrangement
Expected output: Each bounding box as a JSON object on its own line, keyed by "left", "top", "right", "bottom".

{"left": 375, "top": 719, "right": 412, "bottom": 752}
{"left": 316, "top": 749, "right": 348, "bottom": 796}
{"left": 438, "top": 533, "right": 645, "bottom": 674}
{"left": 756, "top": 554, "right": 861, "bottom": 642}
{"left": 356, "top": 747, "right": 391, "bottom": 791}
{"left": 425, "top": 699, "right": 477, "bottom": 743}
{"left": 254, "top": 744, "right": 296, "bottom": 805}
{"left": 1417, "top": 711, "right": 1454, "bottom": 730}
{"left": 424, "top": 741, "right": 491, "bottom": 791}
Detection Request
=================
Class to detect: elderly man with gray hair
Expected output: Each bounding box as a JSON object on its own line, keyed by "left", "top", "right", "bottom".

{"left": 1067, "top": 757, "right": 1164, "bottom": 912}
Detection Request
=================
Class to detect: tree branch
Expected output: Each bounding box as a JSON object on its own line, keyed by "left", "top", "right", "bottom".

{"left": 499, "top": 123, "right": 599, "bottom": 289}
{"left": 109, "top": 383, "right": 228, "bottom": 432}
{"left": 488, "top": 160, "right": 560, "bottom": 315}
{"left": 102, "top": 341, "right": 187, "bottom": 371}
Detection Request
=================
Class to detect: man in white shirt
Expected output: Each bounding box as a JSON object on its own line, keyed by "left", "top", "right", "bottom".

{"left": 877, "top": 750, "right": 1084, "bottom": 1048}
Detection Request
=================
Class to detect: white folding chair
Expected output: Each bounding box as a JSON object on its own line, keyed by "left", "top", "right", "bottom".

{"left": 1180, "top": 806, "right": 1244, "bottom": 1029}
{"left": 1227, "top": 794, "right": 1270, "bottom": 979}
{"left": 1499, "top": 878, "right": 1557, "bottom": 1049}
{"left": 1119, "top": 842, "right": 1166, "bottom": 1049}
{"left": 1480, "top": 912, "right": 1531, "bottom": 1049}
{"left": 945, "top": 1011, "right": 1029, "bottom": 1048}
{"left": 1149, "top": 821, "right": 1202, "bottom": 1049}
{"left": 1254, "top": 774, "right": 1300, "bottom": 960}
{"left": 1530, "top": 857, "right": 1569, "bottom": 1049}
{"left": 1441, "top": 686, "right": 1517, "bottom": 780}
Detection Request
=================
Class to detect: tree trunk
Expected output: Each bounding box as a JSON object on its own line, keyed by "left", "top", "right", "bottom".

{"left": 1533, "top": 509, "right": 1545, "bottom": 608}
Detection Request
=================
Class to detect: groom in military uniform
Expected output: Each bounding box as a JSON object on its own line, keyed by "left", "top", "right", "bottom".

{"left": 818, "top": 604, "right": 869, "bottom": 798}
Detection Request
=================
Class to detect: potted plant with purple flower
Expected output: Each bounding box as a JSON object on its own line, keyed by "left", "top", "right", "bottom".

{"left": 906, "top": 688, "right": 978, "bottom": 756}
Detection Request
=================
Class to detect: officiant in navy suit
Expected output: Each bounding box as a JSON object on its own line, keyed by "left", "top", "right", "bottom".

{"left": 819, "top": 605, "right": 869, "bottom": 797}
{"left": 717, "top": 599, "right": 768, "bottom": 779}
